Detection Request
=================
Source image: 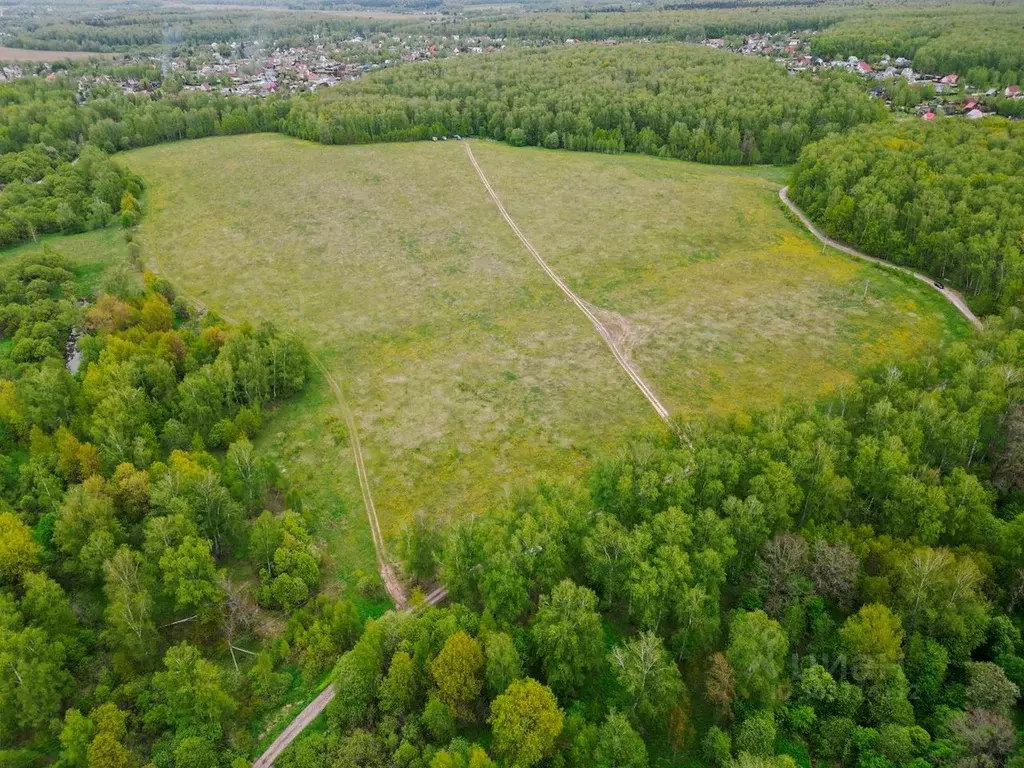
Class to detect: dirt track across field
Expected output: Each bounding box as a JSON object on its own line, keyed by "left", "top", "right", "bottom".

{"left": 779, "top": 186, "right": 982, "bottom": 331}
{"left": 247, "top": 364, "right": 449, "bottom": 767}
{"left": 146, "top": 250, "right": 407, "bottom": 604}
{"left": 310, "top": 356, "right": 407, "bottom": 608}
{"left": 464, "top": 142, "right": 672, "bottom": 423}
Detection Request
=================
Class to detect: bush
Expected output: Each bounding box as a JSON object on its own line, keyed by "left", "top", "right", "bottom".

{"left": 507, "top": 128, "right": 528, "bottom": 147}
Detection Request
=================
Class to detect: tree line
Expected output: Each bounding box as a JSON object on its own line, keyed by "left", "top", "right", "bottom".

{"left": 0, "top": 3, "right": 847, "bottom": 53}
{"left": 287, "top": 43, "right": 885, "bottom": 163}
{"left": 789, "top": 118, "right": 1024, "bottom": 316}
{"left": 6, "top": 186, "right": 1024, "bottom": 768}
{"left": 0, "top": 7, "right": 409, "bottom": 53}
{"left": 0, "top": 247, "right": 374, "bottom": 767}
{"left": 0, "top": 74, "right": 288, "bottom": 248}
{"left": 0, "top": 44, "right": 883, "bottom": 251}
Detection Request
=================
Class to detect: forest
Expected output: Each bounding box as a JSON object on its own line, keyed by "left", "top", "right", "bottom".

{"left": 4, "top": 0, "right": 1022, "bottom": 70}
{"left": 438, "top": 6, "right": 846, "bottom": 44}
{"left": 286, "top": 44, "right": 884, "bottom": 161}
{"left": 0, "top": 246, "right": 356, "bottom": 766}
{"left": 6, "top": 222, "right": 1024, "bottom": 767}
{"left": 810, "top": 6, "right": 1024, "bottom": 89}
{"left": 2, "top": 0, "right": 1024, "bottom": 763}
{"left": 789, "top": 118, "right": 1024, "bottom": 316}
{"left": 0, "top": 3, "right": 821, "bottom": 53}
{"left": 0, "top": 8, "right": 422, "bottom": 53}
{"left": 3, "top": 41, "right": 1022, "bottom": 323}
{"left": 0, "top": 75, "right": 287, "bottom": 248}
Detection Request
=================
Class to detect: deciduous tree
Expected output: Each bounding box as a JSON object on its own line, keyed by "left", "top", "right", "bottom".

{"left": 531, "top": 579, "right": 604, "bottom": 698}
{"left": 489, "top": 678, "right": 564, "bottom": 768}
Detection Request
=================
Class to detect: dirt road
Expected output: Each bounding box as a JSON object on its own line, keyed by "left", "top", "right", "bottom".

{"left": 246, "top": 367, "right": 451, "bottom": 767}
{"left": 464, "top": 143, "right": 672, "bottom": 423}
{"left": 147, "top": 229, "right": 434, "bottom": 768}
{"left": 142, "top": 255, "right": 406, "bottom": 605}
{"left": 311, "top": 356, "right": 407, "bottom": 609}
{"left": 251, "top": 685, "right": 336, "bottom": 768}
{"left": 779, "top": 187, "right": 982, "bottom": 331}
{"left": 251, "top": 584, "right": 447, "bottom": 767}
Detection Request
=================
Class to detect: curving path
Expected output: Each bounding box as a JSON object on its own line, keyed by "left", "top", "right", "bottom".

{"left": 148, "top": 239, "right": 445, "bottom": 768}
{"left": 142, "top": 255, "right": 409, "bottom": 606}
{"left": 252, "top": 685, "right": 336, "bottom": 768}
{"left": 779, "top": 186, "right": 982, "bottom": 331}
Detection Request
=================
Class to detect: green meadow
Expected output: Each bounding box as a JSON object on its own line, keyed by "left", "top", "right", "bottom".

{"left": 8, "top": 134, "right": 968, "bottom": 582}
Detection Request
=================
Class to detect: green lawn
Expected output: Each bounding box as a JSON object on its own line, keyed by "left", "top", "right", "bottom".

{"left": 30, "top": 134, "right": 966, "bottom": 587}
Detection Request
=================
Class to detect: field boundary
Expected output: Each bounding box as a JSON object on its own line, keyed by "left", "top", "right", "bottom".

{"left": 779, "top": 186, "right": 982, "bottom": 330}
{"left": 464, "top": 142, "right": 672, "bottom": 423}
{"left": 143, "top": 261, "right": 420, "bottom": 765}
{"left": 143, "top": 250, "right": 406, "bottom": 606}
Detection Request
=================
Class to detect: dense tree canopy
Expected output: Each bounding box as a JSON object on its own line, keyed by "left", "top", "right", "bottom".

{"left": 3, "top": 10, "right": 1024, "bottom": 765}
{"left": 811, "top": 6, "right": 1024, "bottom": 89}
{"left": 0, "top": 43, "right": 884, "bottom": 250}
{"left": 790, "top": 118, "right": 1024, "bottom": 314}
{"left": 0, "top": 250, "right": 355, "bottom": 765}
{"left": 377, "top": 317, "right": 1024, "bottom": 768}
{"left": 290, "top": 44, "right": 884, "bottom": 164}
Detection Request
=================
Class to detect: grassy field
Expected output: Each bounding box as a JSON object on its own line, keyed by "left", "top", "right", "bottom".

{"left": 29, "top": 133, "right": 965, "bottom": 587}
{"left": 121, "top": 134, "right": 661, "bottom": 579}
{"left": 469, "top": 141, "right": 969, "bottom": 414}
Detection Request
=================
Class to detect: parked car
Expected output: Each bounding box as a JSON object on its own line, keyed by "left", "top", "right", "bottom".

{"left": 934, "top": 280, "right": 945, "bottom": 289}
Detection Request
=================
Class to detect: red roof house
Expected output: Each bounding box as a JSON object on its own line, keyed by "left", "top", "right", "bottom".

{"left": 857, "top": 60, "right": 873, "bottom": 73}
{"left": 939, "top": 73, "right": 958, "bottom": 85}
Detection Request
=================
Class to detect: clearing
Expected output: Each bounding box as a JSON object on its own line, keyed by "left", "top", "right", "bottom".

{"left": 18, "top": 134, "right": 967, "bottom": 586}
{"left": 121, "top": 134, "right": 659, "bottom": 582}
